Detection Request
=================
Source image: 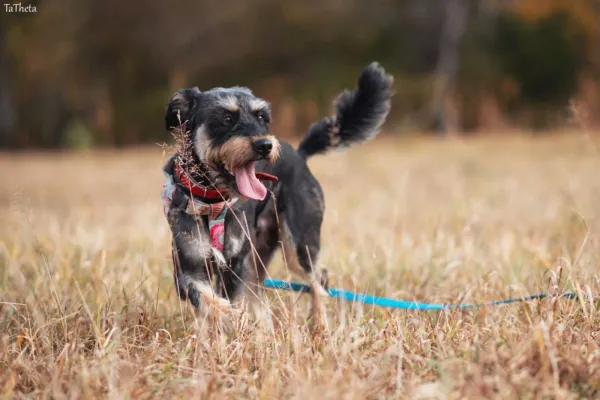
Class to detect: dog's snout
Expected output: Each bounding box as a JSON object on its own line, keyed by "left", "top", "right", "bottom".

{"left": 253, "top": 138, "right": 273, "bottom": 157}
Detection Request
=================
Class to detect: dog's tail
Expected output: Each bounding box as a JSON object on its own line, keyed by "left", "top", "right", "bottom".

{"left": 296, "top": 62, "right": 394, "bottom": 159}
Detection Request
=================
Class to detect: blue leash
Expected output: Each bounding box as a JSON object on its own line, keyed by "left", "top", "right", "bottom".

{"left": 263, "top": 278, "right": 582, "bottom": 310}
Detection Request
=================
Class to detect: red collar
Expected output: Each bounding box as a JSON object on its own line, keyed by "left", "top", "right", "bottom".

{"left": 175, "top": 158, "right": 279, "bottom": 200}
{"left": 175, "top": 160, "right": 226, "bottom": 200}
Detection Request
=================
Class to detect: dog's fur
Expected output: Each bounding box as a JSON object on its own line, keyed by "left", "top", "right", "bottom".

{"left": 163, "top": 62, "right": 394, "bottom": 330}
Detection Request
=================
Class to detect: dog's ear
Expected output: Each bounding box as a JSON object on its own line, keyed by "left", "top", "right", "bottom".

{"left": 165, "top": 87, "right": 202, "bottom": 131}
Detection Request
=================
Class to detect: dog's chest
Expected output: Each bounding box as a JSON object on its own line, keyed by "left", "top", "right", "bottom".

{"left": 186, "top": 212, "right": 246, "bottom": 261}
{"left": 223, "top": 212, "right": 246, "bottom": 258}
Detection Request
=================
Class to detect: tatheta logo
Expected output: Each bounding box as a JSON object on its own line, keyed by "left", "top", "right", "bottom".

{"left": 4, "top": 3, "right": 37, "bottom": 12}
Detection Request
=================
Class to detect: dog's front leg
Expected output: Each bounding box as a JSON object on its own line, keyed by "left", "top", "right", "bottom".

{"left": 173, "top": 247, "right": 237, "bottom": 319}
{"left": 170, "top": 214, "right": 239, "bottom": 329}
{"left": 214, "top": 253, "right": 247, "bottom": 307}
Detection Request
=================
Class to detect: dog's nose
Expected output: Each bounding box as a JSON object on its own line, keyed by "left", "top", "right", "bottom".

{"left": 253, "top": 138, "right": 273, "bottom": 157}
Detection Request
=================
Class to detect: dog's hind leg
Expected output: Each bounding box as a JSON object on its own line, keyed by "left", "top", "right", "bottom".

{"left": 281, "top": 218, "right": 329, "bottom": 334}
{"left": 242, "top": 217, "right": 279, "bottom": 330}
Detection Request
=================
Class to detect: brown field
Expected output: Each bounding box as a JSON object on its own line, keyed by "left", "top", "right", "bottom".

{"left": 1, "top": 133, "right": 600, "bottom": 399}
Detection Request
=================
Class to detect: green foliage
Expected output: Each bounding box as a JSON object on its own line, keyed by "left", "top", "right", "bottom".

{"left": 496, "top": 11, "right": 587, "bottom": 106}
{"left": 457, "top": 6, "right": 593, "bottom": 130}
{"left": 63, "top": 121, "right": 95, "bottom": 149}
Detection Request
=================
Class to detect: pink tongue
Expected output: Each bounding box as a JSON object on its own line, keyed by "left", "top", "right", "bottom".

{"left": 233, "top": 162, "right": 267, "bottom": 200}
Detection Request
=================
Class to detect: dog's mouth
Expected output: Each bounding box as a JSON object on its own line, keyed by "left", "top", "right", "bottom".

{"left": 219, "top": 161, "right": 278, "bottom": 200}
{"left": 203, "top": 135, "right": 281, "bottom": 201}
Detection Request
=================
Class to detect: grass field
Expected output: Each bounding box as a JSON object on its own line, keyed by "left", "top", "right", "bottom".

{"left": 1, "top": 133, "right": 600, "bottom": 399}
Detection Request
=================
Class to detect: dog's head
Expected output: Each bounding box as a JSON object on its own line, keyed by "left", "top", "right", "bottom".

{"left": 165, "top": 86, "right": 281, "bottom": 201}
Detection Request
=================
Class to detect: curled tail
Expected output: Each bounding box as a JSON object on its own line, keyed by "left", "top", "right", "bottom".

{"left": 297, "top": 62, "right": 394, "bottom": 159}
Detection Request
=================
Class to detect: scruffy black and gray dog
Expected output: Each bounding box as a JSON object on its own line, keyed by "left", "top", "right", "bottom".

{"left": 161, "top": 62, "right": 393, "bottom": 331}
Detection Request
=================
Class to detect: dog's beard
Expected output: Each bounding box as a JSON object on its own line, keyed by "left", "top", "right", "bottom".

{"left": 195, "top": 131, "right": 280, "bottom": 200}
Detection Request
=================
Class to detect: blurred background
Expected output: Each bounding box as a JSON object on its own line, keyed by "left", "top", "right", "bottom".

{"left": 0, "top": 0, "right": 598, "bottom": 150}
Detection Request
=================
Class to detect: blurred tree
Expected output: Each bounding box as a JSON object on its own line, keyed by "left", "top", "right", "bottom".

{"left": 432, "top": 0, "right": 470, "bottom": 134}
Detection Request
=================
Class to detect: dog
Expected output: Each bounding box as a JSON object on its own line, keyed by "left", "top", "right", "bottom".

{"left": 161, "top": 62, "right": 393, "bottom": 331}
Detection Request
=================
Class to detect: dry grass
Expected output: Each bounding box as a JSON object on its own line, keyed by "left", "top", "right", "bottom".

{"left": 1, "top": 132, "right": 600, "bottom": 399}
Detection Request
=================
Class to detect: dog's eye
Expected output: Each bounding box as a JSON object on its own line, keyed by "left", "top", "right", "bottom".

{"left": 222, "top": 115, "right": 233, "bottom": 126}
{"left": 257, "top": 112, "right": 268, "bottom": 124}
